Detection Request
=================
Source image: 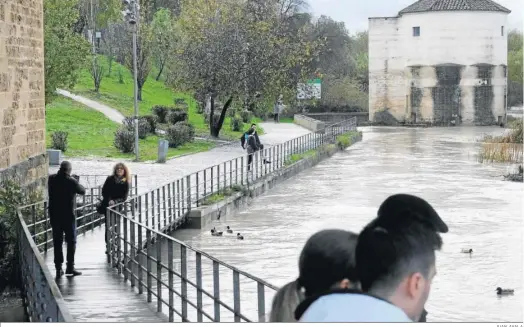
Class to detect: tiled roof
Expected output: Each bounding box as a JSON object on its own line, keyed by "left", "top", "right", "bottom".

{"left": 398, "top": 0, "right": 511, "bottom": 15}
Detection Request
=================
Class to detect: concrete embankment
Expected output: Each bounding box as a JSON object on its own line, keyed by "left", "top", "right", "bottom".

{"left": 185, "top": 132, "right": 363, "bottom": 229}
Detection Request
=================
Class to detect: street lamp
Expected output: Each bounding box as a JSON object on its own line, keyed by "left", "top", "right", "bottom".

{"left": 122, "top": 0, "right": 140, "bottom": 161}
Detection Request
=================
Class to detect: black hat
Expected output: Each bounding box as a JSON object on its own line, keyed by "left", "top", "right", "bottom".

{"left": 376, "top": 194, "right": 448, "bottom": 233}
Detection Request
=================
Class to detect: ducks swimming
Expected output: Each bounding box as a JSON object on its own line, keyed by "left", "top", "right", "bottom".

{"left": 226, "top": 226, "right": 233, "bottom": 233}
{"left": 237, "top": 233, "right": 244, "bottom": 240}
{"left": 211, "top": 228, "right": 223, "bottom": 236}
{"left": 461, "top": 248, "right": 473, "bottom": 254}
{"left": 496, "top": 287, "right": 514, "bottom": 295}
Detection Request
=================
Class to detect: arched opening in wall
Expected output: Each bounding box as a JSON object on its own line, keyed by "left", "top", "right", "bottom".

{"left": 432, "top": 64, "right": 464, "bottom": 125}
{"left": 473, "top": 63, "right": 496, "bottom": 125}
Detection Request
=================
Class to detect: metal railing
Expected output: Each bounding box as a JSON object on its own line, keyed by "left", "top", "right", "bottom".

{"left": 117, "top": 118, "right": 358, "bottom": 238}
{"left": 107, "top": 206, "right": 278, "bottom": 322}
{"left": 24, "top": 175, "right": 138, "bottom": 252}
{"left": 16, "top": 207, "right": 73, "bottom": 322}
{"left": 104, "top": 118, "right": 358, "bottom": 322}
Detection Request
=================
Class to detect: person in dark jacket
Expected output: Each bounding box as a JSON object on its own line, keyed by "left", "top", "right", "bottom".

{"left": 48, "top": 161, "right": 86, "bottom": 278}
{"left": 240, "top": 123, "right": 270, "bottom": 167}
{"left": 101, "top": 163, "right": 131, "bottom": 245}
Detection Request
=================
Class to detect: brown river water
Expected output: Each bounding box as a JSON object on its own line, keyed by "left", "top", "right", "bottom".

{"left": 172, "top": 126, "right": 523, "bottom": 322}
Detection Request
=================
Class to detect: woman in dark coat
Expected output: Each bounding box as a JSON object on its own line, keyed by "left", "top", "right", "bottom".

{"left": 101, "top": 163, "right": 131, "bottom": 245}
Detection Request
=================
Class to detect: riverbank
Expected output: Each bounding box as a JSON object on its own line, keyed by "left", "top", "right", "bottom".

{"left": 185, "top": 131, "right": 362, "bottom": 229}
{"left": 0, "top": 289, "right": 26, "bottom": 322}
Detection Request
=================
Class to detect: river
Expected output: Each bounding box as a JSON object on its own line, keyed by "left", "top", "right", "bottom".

{"left": 172, "top": 126, "right": 523, "bottom": 322}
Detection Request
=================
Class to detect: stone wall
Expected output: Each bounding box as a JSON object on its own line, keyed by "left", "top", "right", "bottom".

{"left": 369, "top": 11, "right": 509, "bottom": 125}
{"left": 0, "top": 0, "right": 47, "bottom": 193}
{"left": 304, "top": 112, "right": 369, "bottom": 125}
{"left": 293, "top": 114, "right": 326, "bottom": 132}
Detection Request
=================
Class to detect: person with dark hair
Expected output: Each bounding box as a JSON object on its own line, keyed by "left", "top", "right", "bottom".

{"left": 48, "top": 161, "right": 86, "bottom": 278}
{"left": 297, "top": 194, "right": 447, "bottom": 322}
{"left": 270, "top": 229, "right": 359, "bottom": 322}
{"left": 100, "top": 163, "right": 131, "bottom": 247}
{"left": 240, "top": 123, "right": 270, "bottom": 167}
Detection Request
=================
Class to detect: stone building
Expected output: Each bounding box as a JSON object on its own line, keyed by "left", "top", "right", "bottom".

{"left": 368, "top": 0, "right": 511, "bottom": 125}
{"left": 0, "top": 0, "right": 47, "bottom": 193}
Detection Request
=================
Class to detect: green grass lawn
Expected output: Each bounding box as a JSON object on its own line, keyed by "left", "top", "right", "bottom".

{"left": 70, "top": 56, "right": 263, "bottom": 139}
{"left": 46, "top": 96, "right": 215, "bottom": 161}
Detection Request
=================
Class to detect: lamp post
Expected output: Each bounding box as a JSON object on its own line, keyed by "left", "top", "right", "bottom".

{"left": 122, "top": 0, "right": 140, "bottom": 161}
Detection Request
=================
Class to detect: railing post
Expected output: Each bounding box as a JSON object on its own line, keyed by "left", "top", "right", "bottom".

{"left": 240, "top": 157, "right": 244, "bottom": 185}
{"left": 151, "top": 192, "right": 156, "bottom": 231}
{"left": 235, "top": 158, "right": 238, "bottom": 185}
{"left": 229, "top": 160, "right": 233, "bottom": 188}
{"left": 233, "top": 270, "right": 241, "bottom": 322}
{"left": 167, "top": 239, "right": 174, "bottom": 322}
{"left": 146, "top": 229, "right": 152, "bottom": 303}
{"left": 203, "top": 169, "right": 207, "bottom": 197}
{"left": 156, "top": 188, "right": 161, "bottom": 230}
{"left": 123, "top": 211, "right": 128, "bottom": 281}
{"left": 176, "top": 180, "right": 181, "bottom": 218}
{"left": 145, "top": 193, "right": 149, "bottom": 228}
{"left": 211, "top": 167, "right": 214, "bottom": 194}
{"left": 31, "top": 205, "right": 36, "bottom": 241}
{"left": 156, "top": 233, "right": 162, "bottom": 313}
{"left": 186, "top": 175, "right": 191, "bottom": 211}
{"left": 212, "top": 260, "right": 220, "bottom": 321}
{"left": 138, "top": 212, "right": 143, "bottom": 295}
{"left": 130, "top": 219, "right": 136, "bottom": 288}
{"left": 167, "top": 183, "right": 173, "bottom": 225}
{"left": 196, "top": 172, "right": 200, "bottom": 207}
{"left": 43, "top": 203, "right": 48, "bottom": 253}
{"left": 181, "top": 245, "right": 188, "bottom": 321}
{"left": 106, "top": 209, "right": 112, "bottom": 264}
{"left": 116, "top": 211, "right": 122, "bottom": 274}
{"left": 223, "top": 162, "right": 227, "bottom": 189}
{"left": 217, "top": 165, "right": 220, "bottom": 192}
{"left": 196, "top": 252, "right": 203, "bottom": 322}
{"left": 257, "top": 282, "right": 266, "bottom": 322}
{"left": 162, "top": 185, "right": 167, "bottom": 228}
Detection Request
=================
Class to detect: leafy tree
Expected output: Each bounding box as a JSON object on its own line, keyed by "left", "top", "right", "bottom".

{"left": 171, "top": 0, "right": 245, "bottom": 137}
{"left": 507, "top": 30, "right": 523, "bottom": 106}
{"left": 150, "top": 9, "right": 178, "bottom": 81}
{"left": 44, "top": 0, "right": 91, "bottom": 103}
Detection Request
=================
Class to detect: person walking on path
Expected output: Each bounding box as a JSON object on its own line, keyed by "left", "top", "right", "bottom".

{"left": 274, "top": 99, "right": 284, "bottom": 123}
{"left": 99, "top": 163, "right": 131, "bottom": 248}
{"left": 48, "top": 161, "right": 86, "bottom": 278}
{"left": 240, "top": 123, "right": 271, "bottom": 166}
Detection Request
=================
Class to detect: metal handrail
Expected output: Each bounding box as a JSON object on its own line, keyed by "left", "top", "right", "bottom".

{"left": 23, "top": 175, "right": 138, "bottom": 253}
{"left": 106, "top": 206, "right": 278, "bottom": 322}
{"left": 16, "top": 207, "right": 74, "bottom": 322}
{"left": 104, "top": 118, "right": 359, "bottom": 322}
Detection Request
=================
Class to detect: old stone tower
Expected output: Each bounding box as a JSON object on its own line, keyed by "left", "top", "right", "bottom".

{"left": 0, "top": 0, "right": 47, "bottom": 192}
{"left": 368, "top": 0, "right": 511, "bottom": 126}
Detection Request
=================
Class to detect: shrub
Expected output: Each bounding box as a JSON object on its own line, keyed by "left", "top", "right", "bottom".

{"left": 174, "top": 98, "right": 188, "bottom": 111}
{"left": 114, "top": 127, "right": 135, "bottom": 153}
{"left": 51, "top": 131, "right": 68, "bottom": 152}
{"left": 152, "top": 105, "right": 169, "bottom": 123}
{"left": 166, "top": 110, "right": 188, "bottom": 125}
{"left": 240, "top": 110, "right": 252, "bottom": 124}
{"left": 166, "top": 122, "right": 195, "bottom": 147}
{"left": 123, "top": 116, "right": 149, "bottom": 139}
{"left": 0, "top": 181, "right": 42, "bottom": 292}
{"left": 142, "top": 115, "right": 157, "bottom": 134}
{"left": 230, "top": 115, "right": 243, "bottom": 132}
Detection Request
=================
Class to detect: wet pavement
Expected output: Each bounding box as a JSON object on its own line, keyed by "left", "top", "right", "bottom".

{"left": 172, "top": 126, "right": 523, "bottom": 322}
{"left": 44, "top": 122, "right": 310, "bottom": 322}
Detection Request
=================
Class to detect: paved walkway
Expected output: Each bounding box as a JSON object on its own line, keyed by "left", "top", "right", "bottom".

{"left": 45, "top": 122, "right": 310, "bottom": 321}
{"left": 57, "top": 89, "right": 126, "bottom": 124}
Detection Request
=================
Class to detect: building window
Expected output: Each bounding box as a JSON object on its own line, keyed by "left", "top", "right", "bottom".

{"left": 413, "top": 26, "right": 420, "bottom": 37}
{"left": 501, "top": 26, "right": 504, "bottom": 36}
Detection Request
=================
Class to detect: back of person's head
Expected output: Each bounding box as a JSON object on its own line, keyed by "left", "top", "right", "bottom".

{"left": 356, "top": 194, "right": 445, "bottom": 322}
{"left": 58, "top": 161, "right": 72, "bottom": 175}
{"left": 269, "top": 229, "right": 358, "bottom": 322}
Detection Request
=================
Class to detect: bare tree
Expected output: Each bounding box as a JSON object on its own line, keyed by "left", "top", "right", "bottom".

{"left": 90, "top": 54, "right": 105, "bottom": 92}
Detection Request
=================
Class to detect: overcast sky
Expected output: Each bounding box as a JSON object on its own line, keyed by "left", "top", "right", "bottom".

{"left": 309, "top": 0, "right": 524, "bottom": 34}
